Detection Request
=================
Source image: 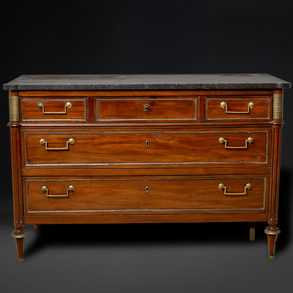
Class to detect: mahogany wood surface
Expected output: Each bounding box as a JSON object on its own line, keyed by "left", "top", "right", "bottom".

{"left": 24, "top": 177, "right": 267, "bottom": 213}
{"left": 96, "top": 98, "right": 197, "bottom": 121}
{"left": 21, "top": 97, "right": 88, "bottom": 122}
{"left": 206, "top": 96, "right": 272, "bottom": 121}
{"left": 23, "top": 128, "right": 269, "bottom": 166}
{"left": 5, "top": 84, "right": 288, "bottom": 261}
{"left": 21, "top": 166, "right": 272, "bottom": 177}
{"left": 23, "top": 213, "right": 268, "bottom": 224}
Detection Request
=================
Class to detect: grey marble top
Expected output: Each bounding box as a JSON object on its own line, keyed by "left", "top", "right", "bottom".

{"left": 3, "top": 74, "right": 291, "bottom": 91}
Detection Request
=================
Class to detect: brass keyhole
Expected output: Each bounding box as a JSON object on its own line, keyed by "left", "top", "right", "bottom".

{"left": 145, "top": 140, "right": 150, "bottom": 147}
{"left": 145, "top": 186, "right": 149, "bottom": 192}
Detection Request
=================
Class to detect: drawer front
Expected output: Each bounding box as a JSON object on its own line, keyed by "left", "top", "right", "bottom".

{"left": 21, "top": 98, "right": 87, "bottom": 122}
{"left": 206, "top": 97, "right": 271, "bottom": 121}
{"left": 96, "top": 98, "right": 197, "bottom": 121}
{"left": 25, "top": 177, "right": 267, "bottom": 213}
{"left": 23, "top": 129, "right": 269, "bottom": 166}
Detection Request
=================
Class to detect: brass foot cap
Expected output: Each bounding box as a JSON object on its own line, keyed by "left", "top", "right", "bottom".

{"left": 269, "top": 255, "right": 274, "bottom": 260}
{"left": 18, "top": 258, "right": 24, "bottom": 263}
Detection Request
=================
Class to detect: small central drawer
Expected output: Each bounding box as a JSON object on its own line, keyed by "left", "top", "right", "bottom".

{"left": 23, "top": 128, "right": 270, "bottom": 166}
{"left": 24, "top": 177, "right": 268, "bottom": 214}
{"left": 96, "top": 97, "right": 197, "bottom": 121}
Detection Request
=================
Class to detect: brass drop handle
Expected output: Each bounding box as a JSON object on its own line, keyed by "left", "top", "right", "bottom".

{"left": 221, "top": 101, "right": 255, "bottom": 114}
{"left": 41, "top": 185, "right": 75, "bottom": 198}
{"left": 218, "top": 183, "right": 252, "bottom": 195}
{"left": 219, "top": 137, "right": 253, "bottom": 149}
{"left": 37, "top": 102, "right": 72, "bottom": 114}
{"left": 39, "top": 138, "right": 74, "bottom": 150}
{"left": 144, "top": 104, "right": 149, "bottom": 111}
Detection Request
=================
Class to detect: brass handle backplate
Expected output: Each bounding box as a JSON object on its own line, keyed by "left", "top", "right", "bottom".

{"left": 219, "top": 137, "right": 253, "bottom": 149}
{"left": 37, "top": 102, "right": 72, "bottom": 114}
{"left": 218, "top": 183, "right": 252, "bottom": 195}
{"left": 221, "top": 101, "right": 255, "bottom": 114}
{"left": 39, "top": 138, "right": 74, "bottom": 150}
{"left": 41, "top": 185, "right": 75, "bottom": 198}
{"left": 144, "top": 104, "right": 149, "bottom": 111}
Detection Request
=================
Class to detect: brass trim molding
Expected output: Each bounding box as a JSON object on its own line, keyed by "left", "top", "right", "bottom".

{"left": 273, "top": 94, "right": 283, "bottom": 120}
{"left": 9, "top": 95, "right": 19, "bottom": 122}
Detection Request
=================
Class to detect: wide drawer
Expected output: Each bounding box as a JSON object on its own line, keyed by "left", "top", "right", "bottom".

{"left": 24, "top": 177, "right": 268, "bottom": 213}
{"left": 21, "top": 98, "right": 88, "bottom": 122}
{"left": 206, "top": 96, "right": 272, "bottom": 121}
{"left": 23, "top": 129, "right": 270, "bottom": 166}
{"left": 96, "top": 97, "right": 197, "bottom": 121}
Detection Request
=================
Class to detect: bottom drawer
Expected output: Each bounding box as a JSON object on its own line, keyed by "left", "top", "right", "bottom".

{"left": 24, "top": 176, "right": 268, "bottom": 214}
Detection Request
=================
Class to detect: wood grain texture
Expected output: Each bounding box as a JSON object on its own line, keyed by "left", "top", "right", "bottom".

{"left": 10, "top": 126, "right": 23, "bottom": 229}
{"left": 23, "top": 129, "right": 269, "bottom": 166}
{"left": 23, "top": 213, "right": 268, "bottom": 224}
{"left": 21, "top": 166, "right": 271, "bottom": 177}
{"left": 96, "top": 98, "right": 197, "bottom": 121}
{"left": 206, "top": 96, "right": 272, "bottom": 121}
{"left": 21, "top": 97, "right": 88, "bottom": 122}
{"left": 24, "top": 177, "right": 267, "bottom": 213}
{"left": 5, "top": 83, "right": 289, "bottom": 260}
{"left": 268, "top": 125, "right": 283, "bottom": 226}
{"left": 14, "top": 238, "right": 24, "bottom": 261}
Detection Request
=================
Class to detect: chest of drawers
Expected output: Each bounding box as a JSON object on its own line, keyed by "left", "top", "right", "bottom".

{"left": 3, "top": 74, "right": 291, "bottom": 262}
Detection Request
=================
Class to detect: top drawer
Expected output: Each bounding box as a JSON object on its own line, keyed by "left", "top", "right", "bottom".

{"left": 96, "top": 97, "right": 198, "bottom": 121}
{"left": 21, "top": 98, "right": 88, "bottom": 122}
{"left": 206, "top": 96, "right": 272, "bottom": 121}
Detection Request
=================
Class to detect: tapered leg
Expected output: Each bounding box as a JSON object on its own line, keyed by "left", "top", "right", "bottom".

{"left": 11, "top": 229, "right": 28, "bottom": 263}
{"left": 264, "top": 227, "right": 280, "bottom": 260}
{"left": 249, "top": 222, "right": 256, "bottom": 241}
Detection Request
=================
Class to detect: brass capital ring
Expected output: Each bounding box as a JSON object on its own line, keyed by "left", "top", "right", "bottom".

{"left": 11, "top": 231, "right": 28, "bottom": 239}
{"left": 264, "top": 228, "right": 281, "bottom": 236}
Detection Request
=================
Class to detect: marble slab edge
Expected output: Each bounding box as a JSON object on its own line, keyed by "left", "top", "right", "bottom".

{"left": 3, "top": 83, "right": 291, "bottom": 91}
